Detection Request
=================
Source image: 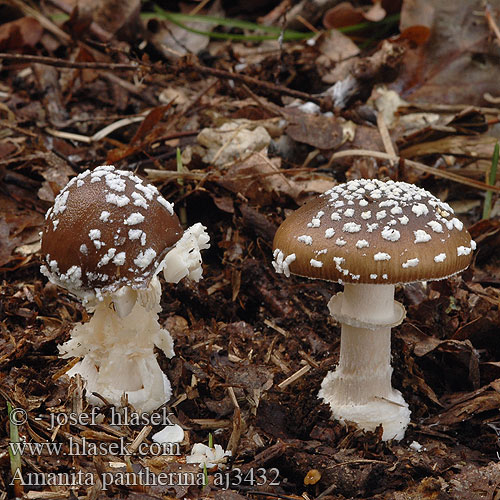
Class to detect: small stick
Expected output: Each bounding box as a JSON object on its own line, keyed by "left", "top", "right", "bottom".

{"left": 329, "top": 149, "right": 500, "bottom": 192}
{"left": 0, "top": 53, "right": 139, "bottom": 71}
{"left": 241, "top": 83, "right": 285, "bottom": 117}
{"left": 485, "top": 3, "right": 500, "bottom": 44}
{"left": 190, "top": 418, "right": 232, "bottom": 429}
{"left": 271, "top": 353, "right": 291, "bottom": 374}
{"left": 0, "top": 53, "right": 320, "bottom": 106}
{"left": 278, "top": 364, "right": 310, "bottom": 389}
{"left": 263, "top": 318, "right": 288, "bottom": 337}
{"left": 376, "top": 113, "right": 396, "bottom": 161}
{"left": 227, "top": 386, "right": 240, "bottom": 409}
{"left": 25, "top": 492, "right": 70, "bottom": 499}
{"left": 127, "top": 425, "right": 152, "bottom": 455}
{"left": 298, "top": 349, "right": 320, "bottom": 369}
{"left": 189, "top": 0, "right": 212, "bottom": 15}
{"left": 10, "top": 0, "right": 71, "bottom": 44}
{"left": 187, "top": 62, "right": 322, "bottom": 105}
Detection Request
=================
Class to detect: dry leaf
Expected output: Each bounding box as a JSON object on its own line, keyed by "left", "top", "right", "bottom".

{"left": 0, "top": 17, "right": 43, "bottom": 51}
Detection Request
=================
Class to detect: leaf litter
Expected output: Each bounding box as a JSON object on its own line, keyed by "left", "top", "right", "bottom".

{"left": 0, "top": 0, "right": 500, "bottom": 498}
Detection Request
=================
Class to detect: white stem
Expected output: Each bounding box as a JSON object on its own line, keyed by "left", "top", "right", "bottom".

{"left": 341, "top": 283, "right": 396, "bottom": 324}
{"left": 60, "top": 277, "right": 175, "bottom": 413}
{"left": 336, "top": 324, "right": 393, "bottom": 403}
{"left": 319, "top": 283, "right": 410, "bottom": 441}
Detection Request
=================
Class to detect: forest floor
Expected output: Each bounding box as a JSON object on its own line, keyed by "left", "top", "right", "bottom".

{"left": 0, "top": 0, "right": 500, "bottom": 499}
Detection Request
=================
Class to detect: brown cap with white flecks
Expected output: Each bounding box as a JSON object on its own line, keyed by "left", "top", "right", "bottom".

{"left": 41, "top": 165, "right": 183, "bottom": 300}
{"left": 272, "top": 179, "right": 475, "bottom": 284}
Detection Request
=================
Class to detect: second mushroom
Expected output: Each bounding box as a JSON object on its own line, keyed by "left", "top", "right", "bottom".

{"left": 272, "top": 179, "right": 475, "bottom": 440}
{"left": 41, "top": 165, "right": 210, "bottom": 414}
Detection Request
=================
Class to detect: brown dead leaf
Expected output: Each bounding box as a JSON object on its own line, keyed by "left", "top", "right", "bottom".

{"left": 0, "top": 142, "right": 17, "bottom": 160}
{"left": 394, "top": 0, "right": 500, "bottom": 105}
{"left": 430, "top": 390, "right": 500, "bottom": 426}
{"left": 396, "top": 25, "right": 431, "bottom": 45}
{"left": 323, "top": 1, "right": 386, "bottom": 29}
{"left": 285, "top": 109, "right": 345, "bottom": 150}
{"left": 218, "top": 153, "right": 302, "bottom": 204}
{"left": 38, "top": 165, "right": 74, "bottom": 202}
{"left": 400, "top": 134, "right": 496, "bottom": 159}
{"left": 62, "top": 5, "right": 93, "bottom": 41}
{"left": 0, "top": 194, "right": 44, "bottom": 267}
{"left": 0, "top": 17, "right": 43, "bottom": 51}
{"left": 400, "top": 326, "right": 443, "bottom": 357}
{"left": 0, "top": 215, "right": 19, "bottom": 267}
{"left": 88, "top": 0, "right": 141, "bottom": 38}
{"left": 146, "top": 11, "right": 211, "bottom": 60}
{"left": 106, "top": 103, "right": 173, "bottom": 163}
{"left": 317, "top": 29, "right": 360, "bottom": 66}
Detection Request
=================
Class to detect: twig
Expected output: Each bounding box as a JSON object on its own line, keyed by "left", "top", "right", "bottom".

{"left": 0, "top": 119, "right": 38, "bottom": 137}
{"left": 190, "top": 419, "right": 232, "bottom": 429}
{"left": 263, "top": 318, "right": 289, "bottom": 337}
{"left": 241, "top": 83, "right": 285, "bottom": 117}
{"left": 127, "top": 426, "right": 152, "bottom": 454}
{"left": 328, "top": 149, "right": 500, "bottom": 192}
{"left": 1, "top": 53, "right": 319, "bottom": 106}
{"left": 104, "top": 73, "right": 158, "bottom": 107}
{"left": 296, "top": 14, "right": 320, "bottom": 33}
{"left": 45, "top": 114, "right": 146, "bottom": 143}
{"left": 25, "top": 492, "right": 70, "bottom": 499}
{"left": 227, "top": 386, "right": 240, "bottom": 409}
{"left": 485, "top": 3, "right": 500, "bottom": 44}
{"left": 482, "top": 141, "right": 499, "bottom": 219}
{"left": 0, "top": 53, "right": 139, "bottom": 71}
{"left": 278, "top": 364, "right": 310, "bottom": 389}
{"left": 189, "top": 0, "right": 212, "bottom": 15}
{"left": 186, "top": 62, "right": 322, "bottom": 105}
{"left": 46, "top": 0, "right": 114, "bottom": 41}
{"left": 298, "top": 349, "right": 320, "bottom": 369}
{"left": 10, "top": 0, "right": 71, "bottom": 44}
{"left": 315, "top": 483, "right": 337, "bottom": 500}
{"left": 376, "top": 113, "right": 396, "bottom": 161}
{"left": 242, "top": 440, "right": 288, "bottom": 470}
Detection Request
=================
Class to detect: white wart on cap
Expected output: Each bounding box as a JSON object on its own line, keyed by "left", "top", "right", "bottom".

{"left": 273, "top": 179, "right": 475, "bottom": 284}
{"left": 41, "top": 165, "right": 183, "bottom": 300}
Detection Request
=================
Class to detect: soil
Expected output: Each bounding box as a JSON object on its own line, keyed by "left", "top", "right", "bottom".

{"left": 0, "top": 1, "right": 499, "bottom": 499}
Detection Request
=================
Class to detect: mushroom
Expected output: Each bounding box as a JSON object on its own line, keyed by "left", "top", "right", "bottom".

{"left": 272, "top": 179, "right": 475, "bottom": 440}
{"left": 40, "top": 165, "right": 210, "bottom": 413}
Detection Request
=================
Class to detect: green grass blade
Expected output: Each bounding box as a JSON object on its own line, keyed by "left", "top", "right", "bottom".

{"left": 203, "top": 463, "right": 208, "bottom": 486}
{"left": 482, "top": 142, "right": 499, "bottom": 219}
{"left": 146, "top": 8, "right": 312, "bottom": 41}
{"left": 176, "top": 147, "right": 184, "bottom": 186}
{"left": 152, "top": 8, "right": 306, "bottom": 35}
{"left": 7, "top": 403, "right": 22, "bottom": 491}
{"left": 142, "top": 8, "right": 400, "bottom": 42}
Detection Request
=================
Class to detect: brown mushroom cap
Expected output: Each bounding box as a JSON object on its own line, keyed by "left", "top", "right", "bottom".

{"left": 41, "top": 165, "right": 183, "bottom": 299}
{"left": 272, "top": 179, "right": 475, "bottom": 284}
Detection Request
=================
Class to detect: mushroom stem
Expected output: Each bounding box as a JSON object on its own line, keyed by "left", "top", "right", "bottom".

{"left": 319, "top": 283, "right": 410, "bottom": 441}
{"left": 60, "top": 277, "right": 174, "bottom": 413}
{"left": 336, "top": 324, "right": 393, "bottom": 402}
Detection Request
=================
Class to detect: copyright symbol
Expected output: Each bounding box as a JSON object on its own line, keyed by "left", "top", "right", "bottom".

{"left": 9, "top": 408, "right": 27, "bottom": 425}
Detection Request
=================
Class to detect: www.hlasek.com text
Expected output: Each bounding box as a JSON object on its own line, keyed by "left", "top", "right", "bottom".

{"left": 9, "top": 436, "right": 180, "bottom": 457}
